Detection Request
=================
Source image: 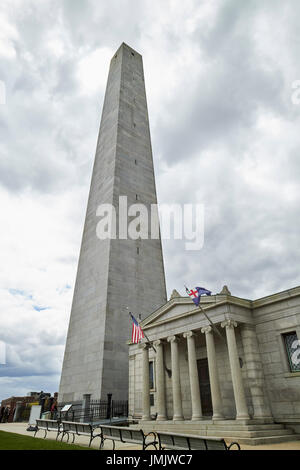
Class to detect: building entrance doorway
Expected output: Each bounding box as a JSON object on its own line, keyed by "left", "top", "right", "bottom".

{"left": 197, "top": 358, "right": 213, "bottom": 416}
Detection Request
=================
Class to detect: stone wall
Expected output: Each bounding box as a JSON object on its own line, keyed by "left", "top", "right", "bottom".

{"left": 254, "top": 294, "right": 300, "bottom": 423}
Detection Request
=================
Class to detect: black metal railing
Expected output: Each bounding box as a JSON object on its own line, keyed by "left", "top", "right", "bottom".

{"left": 112, "top": 400, "right": 128, "bottom": 418}
{"left": 56, "top": 400, "right": 83, "bottom": 422}
{"left": 56, "top": 398, "right": 128, "bottom": 424}
{"left": 10, "top": 397, "right": 128, "bottom": 424}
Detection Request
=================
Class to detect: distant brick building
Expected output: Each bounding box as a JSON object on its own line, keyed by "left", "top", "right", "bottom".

{"left": 0, "top": 392, "right": 52, "bottom": 423}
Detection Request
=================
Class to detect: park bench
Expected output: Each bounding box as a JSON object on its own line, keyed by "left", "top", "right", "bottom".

{"left": 156, "top": 431, "right": 240, "bottom": 451}
{"left": 34, "top": 419, "right": 62, "bottom": 440}
{"left": 99, "top": 424, "right": 158, "bottom": 450}
{"left": 60, "top": 421, "right": 101, "bottom": 447}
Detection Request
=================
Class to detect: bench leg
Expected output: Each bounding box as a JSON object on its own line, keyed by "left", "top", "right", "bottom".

{"left": 144, "top": 442, "right": 158, "bottom": 450}
{"left": 34, "top": 429, "right": 38, "bottom": 438}
{"left": 104, "top": 439, "right": 115, "bottom": 450}
{"left": 44, "top": 430, "right": 47, "bottom": 439}
{"left": 72, "top": 434, "right": 75, "bottom": 444}
{"left": 89, "top": 433, "right": 97, "bottom": 448}
{"left": 98, "top": 437, "right": 116, "bottom": 450}
{"left": 61, "top": 432, "right": 69, "bottom": 442}
{"left": 227, "top": 442, "right": 241, "bottom": 450}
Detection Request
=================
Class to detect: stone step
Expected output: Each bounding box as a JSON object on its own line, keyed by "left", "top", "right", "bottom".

{"left": 132, "top": 423, "right": 287, "bottom": 432}
{"left": 210, "top": 419, "right": 275, "bottom": 425}
{"left": 225, "top": 434, "right": 300, "bottom": 446}
{"left": 205, "top": 429, "right": 294, "bottom": 438}
{"left": 201, "top": 424, "right": 285, "bottom": 431}
{"left": 135, "top": 426, "right": 294, "bottom": 439}
{"left": 151, "top": 419, "right": 275, "bottom": 425}
{"left": 131, "top": 422, "right": 300, "bottom": 445}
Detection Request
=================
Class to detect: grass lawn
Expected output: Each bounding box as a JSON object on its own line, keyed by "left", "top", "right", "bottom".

{"left": 0, "top": 430, "right": 94, "bottom": 450}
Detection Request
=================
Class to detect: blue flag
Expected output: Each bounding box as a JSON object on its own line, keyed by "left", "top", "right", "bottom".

{"left": 186, "top": 286, "right": 212, "bottom": 306}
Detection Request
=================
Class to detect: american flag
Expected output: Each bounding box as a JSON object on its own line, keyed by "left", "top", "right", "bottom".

{"left": 130, "top": 313, "right": 144, "bottom": 343}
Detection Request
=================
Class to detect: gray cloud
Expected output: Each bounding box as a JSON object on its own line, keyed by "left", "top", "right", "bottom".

{"left": 155, "top": 3, "right": 286, "bottom": 166}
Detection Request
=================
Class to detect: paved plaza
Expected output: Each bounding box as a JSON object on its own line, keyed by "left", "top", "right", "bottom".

{"left": 1, "top": 423, "right": 300, "bottom": 450}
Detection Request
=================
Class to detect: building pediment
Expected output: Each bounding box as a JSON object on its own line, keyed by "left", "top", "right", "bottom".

{"left": 142, "top": 297, "right": 197, "bottom": 328}
{"left": 141, "top": 292, "right": 253, "bottom": 330}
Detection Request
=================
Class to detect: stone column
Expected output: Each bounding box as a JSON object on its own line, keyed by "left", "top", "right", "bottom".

{"left": 140, "top": 343, "right": 151, "bottom": 420}
{"left": 128, "top": 355, "right": 136, "bottom": 420}
{"left": 153, "top": 340, "right": 167, "bottom": 420}
{"left": 167, "top": 335, "right": 184, "bottom": 420}
{"left": 240, "top": 324, "right": 272, "bottom": 419}
{"left": 82, "top": 394, "right": 91, "bottom": 423}
{"left": 183, "top": 331, "right": 203, "bottom": 420}
{"left": 201, "top": 326, "right": 224, "bottom": 420}
{"left": 221, "top": 320, "right": 250, "bottom": 420}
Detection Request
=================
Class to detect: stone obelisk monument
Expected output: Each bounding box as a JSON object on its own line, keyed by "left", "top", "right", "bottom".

{"left": 59, "top": 43, "right": 167, "bottom": 402}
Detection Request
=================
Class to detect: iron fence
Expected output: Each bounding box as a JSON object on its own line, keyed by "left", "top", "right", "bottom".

{"left": 56, "top": 398, "right": 128, "bottom": 424}
{"left": 1, "top": 397, "right": 128, "bottom": 424}
{"left": 112, "top": 400, "right": 128, "bottom": 418}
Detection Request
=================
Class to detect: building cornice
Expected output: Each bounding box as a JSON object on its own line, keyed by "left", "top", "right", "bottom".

{"left": 141, "top": 285, "right": 300, "bottom": 330}
{"left": 253, "top": 285, "right": 300, "bottom": 309}
{"left": 142, "top": 295, "right": 252, "bottom": 330}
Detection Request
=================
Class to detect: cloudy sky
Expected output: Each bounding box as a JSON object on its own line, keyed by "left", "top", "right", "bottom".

{"left": 1, "top": 0, "right": 300, "bottom": 400}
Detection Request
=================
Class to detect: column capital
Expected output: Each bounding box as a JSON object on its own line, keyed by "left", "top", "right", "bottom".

{"left": 201, "top": 326, "right": 212, "bottom": 334}
{"left": 183, "top": 330, "right": 196, "bottom": 339}
{"left": 167, "top": 335, "right": 180, "bottom": 343}
{"left": 153, "top": 339, "right": 164, "bottom": 348}
{"left": 221, "top": 319, "right": 237, "bottom": 329}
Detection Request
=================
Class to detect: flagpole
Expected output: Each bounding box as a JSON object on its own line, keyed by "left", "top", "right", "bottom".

{"left": 142, "top": 329, "right": 157, "bottom": 354}
{"left": 185, "top": 285, "right": 226, "bottom": 344}
{"left": 197, "top": 302, "right": 226, "bottom": 343}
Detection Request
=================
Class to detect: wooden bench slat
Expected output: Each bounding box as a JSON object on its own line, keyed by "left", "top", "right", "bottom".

{"left": 205, "top": 440, "right": 226, "bottom": 450}
{"left": 34, "top": 419, "right": 62, "bottom": 441}
{"left": 156, "top": 430, "right": 239, "bottom": 451}
{"left": 99, "top": 425, "right": 157, "bottom": 450}
{"left": 129, "top": 430, "right": 144, "bottom": 442}
{"left": 188, "top": 437, "right": 207, "bottom": 450}
{"left": 173, "top": 435, "right": 189, "bottom": 449}
{"left": 157, "top": 431, "right": 223, "bottom": 441}
{"left": 34, "top": 420, "right": 101, "bottom": 447}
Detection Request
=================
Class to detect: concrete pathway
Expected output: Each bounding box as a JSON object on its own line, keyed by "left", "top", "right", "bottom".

{"left": 1, "top": 423, "right": 300, "bottom": 450}
{"left": 0, "top": 423, "right": 136, "bottom": 450}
